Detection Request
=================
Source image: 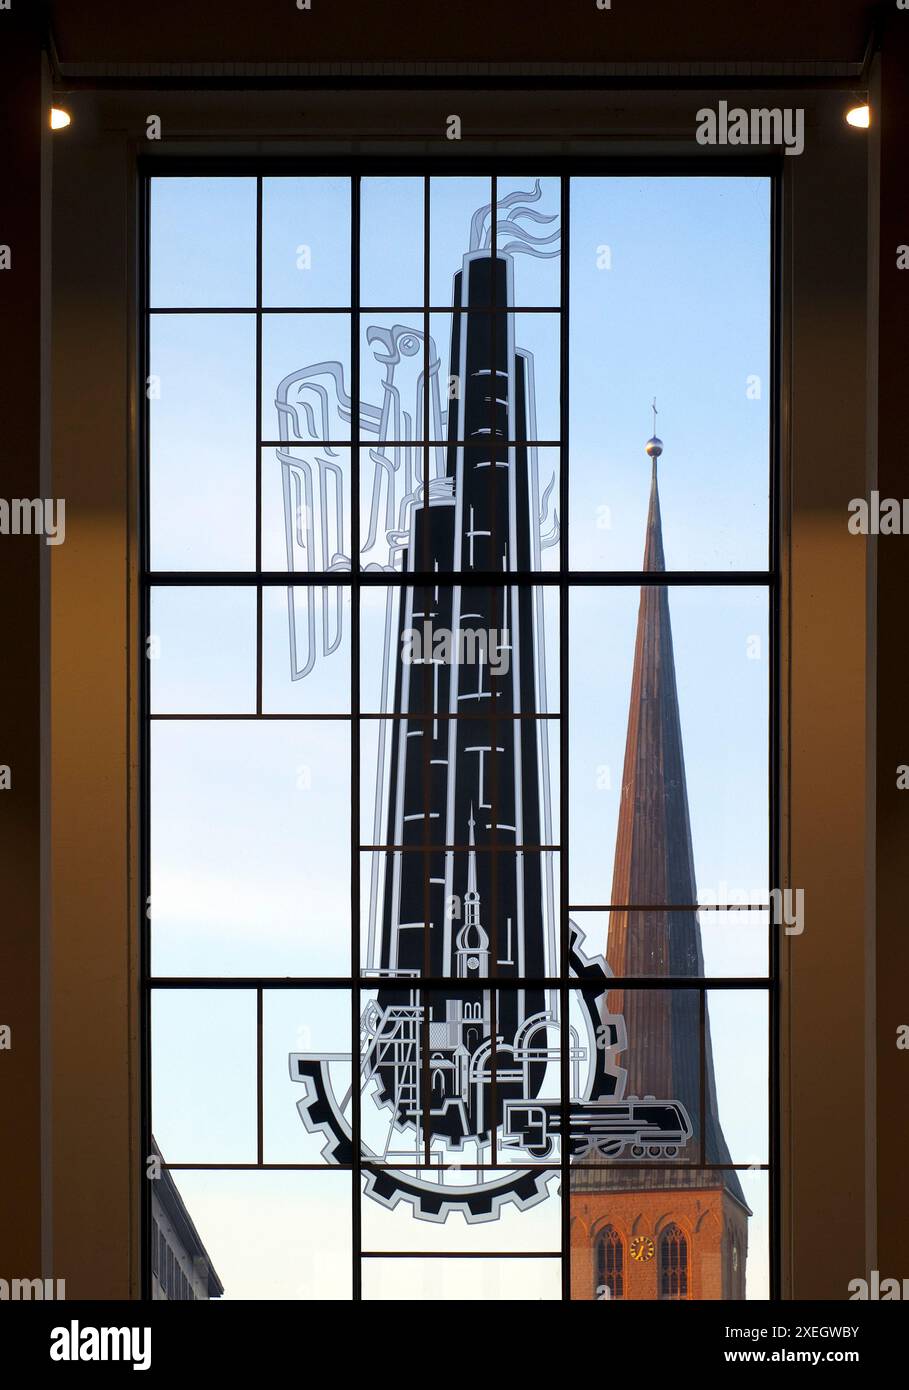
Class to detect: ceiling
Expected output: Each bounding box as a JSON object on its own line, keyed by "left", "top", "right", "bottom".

{"left": 48, "top": 0, "right": 879, "bottom": 76}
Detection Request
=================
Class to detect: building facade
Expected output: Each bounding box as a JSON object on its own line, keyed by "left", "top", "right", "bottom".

{"left": 150, "top": 1144, "right": 223, "bottom": 1301}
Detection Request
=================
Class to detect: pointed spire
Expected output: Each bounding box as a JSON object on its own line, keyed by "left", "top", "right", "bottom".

{"left": 467, "top": 803, "right": 478, "bottom": 899}
{"left": 642, "top": 456, "right": 666, "bottom": 574}
{"left": 603, "top": 417, "right": 747, "bottom": 1208}
{"left": 457, "top": 803, "right": 489, "bottom": 973}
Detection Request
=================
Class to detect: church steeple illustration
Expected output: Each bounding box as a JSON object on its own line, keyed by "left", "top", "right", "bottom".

{"left": 571, "top": 419, "right": 750, "bottom": 1301}
{"left": 456, "top": 806, "right": 490, "bottom": 980}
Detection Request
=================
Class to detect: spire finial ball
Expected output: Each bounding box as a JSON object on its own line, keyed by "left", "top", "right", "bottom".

{"left": 645, "top": 435, "right": 663, "bottom": 458}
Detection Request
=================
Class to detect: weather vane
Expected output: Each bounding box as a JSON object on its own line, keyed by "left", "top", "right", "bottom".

{"left": 646, "top": 398, "right": 663, "bottom": 459}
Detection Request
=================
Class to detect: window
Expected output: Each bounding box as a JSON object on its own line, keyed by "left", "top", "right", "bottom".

{"left": 595, "top": 1225, "right": 624, "bottom": 1300}
{"left": 660, "top": 1224, "right": 690, "bottom": 1301}
{"left": 143, "top": 167, "right": 774, "bottom": 1301}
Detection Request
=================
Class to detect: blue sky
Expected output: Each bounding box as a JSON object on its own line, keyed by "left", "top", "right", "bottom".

{"left": 149, "top": 174, "right": 771, "bottom": 1299}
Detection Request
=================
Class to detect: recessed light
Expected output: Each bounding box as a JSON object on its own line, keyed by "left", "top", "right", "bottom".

{"left": 845, "top": 103, "right": 870, "bottom": 129}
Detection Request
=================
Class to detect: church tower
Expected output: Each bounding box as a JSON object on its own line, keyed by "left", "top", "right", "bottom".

{"left": 570, "top": 422, "right": 750, "bottom": 1300}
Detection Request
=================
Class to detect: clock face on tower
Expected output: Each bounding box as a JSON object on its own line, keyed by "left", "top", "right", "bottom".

{"left": 630, "top": 1235, "right": 655, "bottom": 1263}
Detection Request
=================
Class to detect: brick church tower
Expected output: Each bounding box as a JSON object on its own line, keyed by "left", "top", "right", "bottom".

{"left": 570, "top": 427, "right": 750, "bottom": 1300}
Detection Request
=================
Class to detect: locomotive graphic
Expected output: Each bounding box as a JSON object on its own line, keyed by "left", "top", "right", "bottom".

{"left": 290, "top": 919, "right": 692, "bottom": 1220}
{"left": 281, "top": 182, "right": 693, "bottom": 1221}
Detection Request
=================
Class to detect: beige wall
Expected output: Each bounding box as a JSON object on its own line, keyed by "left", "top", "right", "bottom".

{"left": 781, "top": 98, "right": 871, "bottom": 1297}
{"left": 49, "top": 128, "right": 141, "bottom": 1297}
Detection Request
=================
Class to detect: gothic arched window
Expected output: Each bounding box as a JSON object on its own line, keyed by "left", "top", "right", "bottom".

{"left": 660, "top": 1224, "right": 689, "bottom": 1299}
{"left": 595, "top": 1225, "right": 624, "bottom": 1300}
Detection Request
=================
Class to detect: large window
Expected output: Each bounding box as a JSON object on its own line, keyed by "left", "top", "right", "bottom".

{"left": 142, "top": 167, "right": 774, "bottom": 1300}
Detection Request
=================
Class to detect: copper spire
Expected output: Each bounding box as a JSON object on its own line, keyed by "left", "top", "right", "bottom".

{"left": 604, "top": 425, "right": 746, "bottom": 1204}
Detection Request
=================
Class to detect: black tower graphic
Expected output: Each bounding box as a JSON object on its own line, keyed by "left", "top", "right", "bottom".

{"left": 285, "top": 185, "right": 691, "bottom": 1223}
{"left": 370, "top": 239, "right": 556, "bottom": 1148}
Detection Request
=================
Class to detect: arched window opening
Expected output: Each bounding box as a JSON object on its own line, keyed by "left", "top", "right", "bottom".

{"left": 595, "top": 1225, "right": 624, "bottom": 1300}
{"left": 660, "top": 1224, "right": 689, "bottom": 1300}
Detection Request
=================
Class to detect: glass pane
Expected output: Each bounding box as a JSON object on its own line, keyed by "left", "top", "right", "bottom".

{"left": 429, "top": 177, "right": 493, "bottom": 307}
{"left": 427, "top": 311, "right": 458, "bottom": 441}
{"left": 262, "top": 176, "right": 351, "bottom": 308}
{"left": 360, "top": 176, "right": 424, "bottom": 309}
{"left": 361, "top": 1175, "right": 560, "bottom": 1251}
{"left": 568, "top": 175, "right": 771, "bottom": 571}
{"left": 149, "top": 314, "right": 256, "bottom": 571}
{"left": 261, "top": 313, "right": 351, "bottom": 443}
{"left": 566, "top": 978, "right": 760, "bottom": 1300}
{"left": 360, "top": 585, "right": 560, "bottom": 715}
{"left": 570, "top": 1166, "right": 767, "bottom": 1301}
{"left": 710, "top": 989, "right": 769, "bottom": 1165}
{"left": 510, "top": 312, "right": 560, "bottom": 442}
{"left": 261, "top": 444, "right": 351, "bottom": 573}
{"left": 167, "top": 1171, "right": 353, "bottom": 1299}
{"left": 359, "top": 848, "right": 560, "bottom": 981}
{"left": 569, "top": 585, "right": 769, "bottom": 908}
{"left": 357, "top": 985, "right": 562, "bottom": 1184}
{"left": 362, "top": 1256, "right": 561, "bottom": 1299}
{"left": 152, "top": 989, "right": 257, "bottom": 1163}
{"left": 569, "top": 908, "right": 769, "bottom": 979}
{"left": 262, "top": 585, "right": 351, "bottom": 714}
{"left": 359, "top": 315, "right": 429, "bottom": 444}
{"left": 150, "top": 721, "right": 350, "bottom": 977}
{"left": 360, "top": 717, "right": 560, "bottom": 845}
{"left": 265, "top": 989, "right": 352, "bottom": 1163}
{"left": 150, "top": 586, "right": 256, "bottom": 714}
{"left": 495, "top": 175, "right": 561, "bottom": 308}
{"left": 150, "top": 176, "right": 256, "bottom": 308}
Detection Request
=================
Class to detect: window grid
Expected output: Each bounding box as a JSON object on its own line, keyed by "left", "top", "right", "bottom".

{"left": 595, "top": 1225, "right": 625, "bottom": 1300}
{"left": 140, "top": 164, "right": 778, "bottom": 1302}
{"left": 660, "top": 1224, "right": 690, "bottom": 1301}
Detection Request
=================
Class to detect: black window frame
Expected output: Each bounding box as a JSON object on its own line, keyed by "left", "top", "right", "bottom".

{"left": 138, "top": 154, "right": 781, "bottom": 1302}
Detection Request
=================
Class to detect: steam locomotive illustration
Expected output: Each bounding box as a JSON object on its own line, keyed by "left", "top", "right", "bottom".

{"left": 502, "top": 1097, "right": 693, "bottom": 1161}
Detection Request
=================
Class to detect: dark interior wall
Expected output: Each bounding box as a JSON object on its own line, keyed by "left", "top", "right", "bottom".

{"left": 48, "top": 0, "right": 875, "bottom": 68}
{"left": 0, "top": 3, "right": 45, "bottom": 1280}
{"left": 1, "top": 0, "right": 904, "bottom": 1300}
{"left": 48, "top": 126, "right": 140, "bottom": 1300}
{"left": 43, "top": 80, "right": 872, "bottom": 1301}
{"left": 875, "top": 18, "right": 909, "bottom": 1290}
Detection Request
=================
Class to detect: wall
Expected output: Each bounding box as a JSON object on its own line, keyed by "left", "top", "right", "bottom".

{"left": 44, "top": 84, "right": 871, "bottom": 1299}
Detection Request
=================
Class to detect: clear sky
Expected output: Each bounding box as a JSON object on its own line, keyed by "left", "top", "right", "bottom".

{"left": 149, "top": 174, "right": 771, "bottom": 1299}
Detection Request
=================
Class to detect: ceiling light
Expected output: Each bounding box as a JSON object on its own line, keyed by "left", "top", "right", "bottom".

{"left": 845, "top": 103, "right": 870, "bottom": 129}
